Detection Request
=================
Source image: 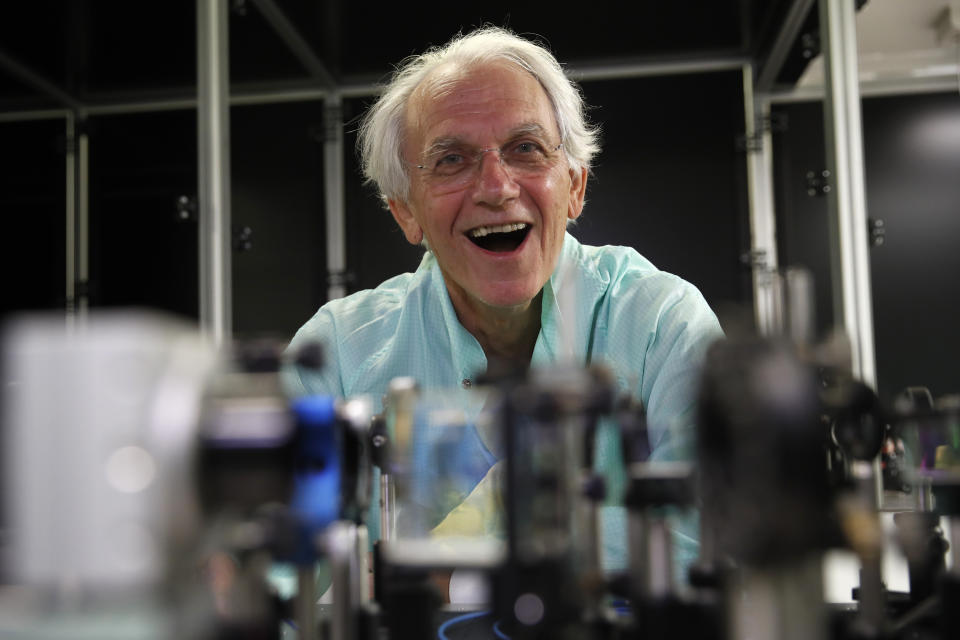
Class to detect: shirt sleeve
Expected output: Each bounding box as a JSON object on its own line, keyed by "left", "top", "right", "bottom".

{"left": 640, "top": 281, "right": 723, "bottom": 464}
{"left": 598, "top": 270, "right": 723, "bottom": 576}
{"left": 280, "top": 307, "right": 345, "bottom": 398}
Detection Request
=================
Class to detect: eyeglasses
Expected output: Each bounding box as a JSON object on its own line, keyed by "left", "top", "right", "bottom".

{"left": 414, "top": 139, "right": 564, "bottom": 191}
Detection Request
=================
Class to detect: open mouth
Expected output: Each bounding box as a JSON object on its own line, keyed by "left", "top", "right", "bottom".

{"left": 467, "top": 223, "right": 530, "bottom": 252}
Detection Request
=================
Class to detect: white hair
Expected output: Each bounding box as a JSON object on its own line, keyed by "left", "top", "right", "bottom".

{"left": 358, "top": 26, "right": 601, "bottom": 206}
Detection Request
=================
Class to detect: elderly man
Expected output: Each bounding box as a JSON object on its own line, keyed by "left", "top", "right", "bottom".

{"left": 284, "top": 27, "right": 722, "bottom": 577}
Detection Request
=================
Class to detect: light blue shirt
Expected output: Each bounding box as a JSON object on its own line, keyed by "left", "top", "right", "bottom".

{"left": 283, "top": 232, "right": 723, "bottom": 574}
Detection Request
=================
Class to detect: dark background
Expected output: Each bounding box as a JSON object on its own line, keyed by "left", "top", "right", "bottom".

{"left": 1, "top": 0, "right": 958, "bottom": 403}
{"left": 773, "top": 94, "right": 960, "bottom": 402}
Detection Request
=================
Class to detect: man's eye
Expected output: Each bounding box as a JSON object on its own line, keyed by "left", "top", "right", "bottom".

{"left": 506, "top": 141, "right": 549, "bottom": 166}
{"left": 435, "top": 153, "right": 465, "bottom": 167}
{"left": 513, "top": 141, "right": 544, "bottom": 154}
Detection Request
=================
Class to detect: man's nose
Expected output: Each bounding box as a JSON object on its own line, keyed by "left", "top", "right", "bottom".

{"left": 472, "top": 149, "right": 520, "bottom": 205}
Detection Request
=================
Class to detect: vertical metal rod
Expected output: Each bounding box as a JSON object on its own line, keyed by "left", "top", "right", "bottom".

{"left": 820, "top": 0, "right": 882, "bottom": 510}
{"left": 730, "top": 562, "right": 825, "bottom": 640}
{"left": 379, "top": 473, "right": 393, "bottom": 542}
{"left": 645, "top": 518, "right": 674, "bottom": 598}
{"left": 819, "top": 0, "right": 877, "bottom": 389}
{"left": 784, "top": 268, "right": 815, "bottom": 345}
{"left": 77, "top": 113, "right": 89, "bottom": 319}
{"left": 324, "top": 94, "right": 347, "bottom": 301}
{"left": 755, "top": 270, "right": 785, "bottom": 337}
{"left": 628, "top": 509, "right": 646, "bottom": 600}
{"left": 65, "top": 111, "right": 90, "bottom": 326}
{"left": 329, "top": 522, "right": 358, "bottom": 640}
{"left": 197, "top": 0, "right": 233, "bottom": 345}
{"left": 65, "top": 113, "right": 76, "bottom": 325}
{"left": 742, "top": 64, "right": 780, "bottom": 331}
{"left": 580, "top": 482, "right": 604, "bottom": 619}
{"left": 850, "top": 459, "right": 885, "bottom": 632}
{"left": 950, "top": 516, "right": 960, "bottom": 574}
{"left": 297, "top": 565, "right": 317, "bottom": 640}
{"left": 357, "top": 524, "right": 370, "bottom": 605}
{"left": 583, "top": 497, "right": 602, "bottom": 584}
{"left": 759, "top": 94, "right": 777, "bottom": 262}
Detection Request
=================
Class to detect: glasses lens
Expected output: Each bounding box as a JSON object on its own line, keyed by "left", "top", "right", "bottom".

{"left": 420, "top": 142, "right": 561, "bottom": 190}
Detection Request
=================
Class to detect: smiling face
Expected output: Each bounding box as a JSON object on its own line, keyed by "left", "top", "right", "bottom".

{"left": 388, "top": 61, "right": 588, "bottom": 322}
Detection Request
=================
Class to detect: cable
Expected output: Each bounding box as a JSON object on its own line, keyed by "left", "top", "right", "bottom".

{"left": 492, "top": 619, "right": 512, "bottom": 639}
{"left": 437, "top": 610, "right": 490, "bottom": 640}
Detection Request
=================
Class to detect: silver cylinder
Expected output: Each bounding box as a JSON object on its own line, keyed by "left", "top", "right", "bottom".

{"left": 327, "top": 521, "right": 360, "bottom": 640}
{"left": 730, "top": 560, "right": 825, "bottom": 640}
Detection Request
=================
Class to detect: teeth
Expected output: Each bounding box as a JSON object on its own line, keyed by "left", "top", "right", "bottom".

{"left": 469, "top": 223, "right": 528, "bottom": 238}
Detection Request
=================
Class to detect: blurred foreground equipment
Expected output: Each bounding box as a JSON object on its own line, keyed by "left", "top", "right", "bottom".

{"left": 2, "top": 312, "right": 218, "bottom": 638}
{"left": 0, "top": 312, "right": 374, "bottom": 640}
{"left": 3, "top": 304, "right": 960, "bottom": 639}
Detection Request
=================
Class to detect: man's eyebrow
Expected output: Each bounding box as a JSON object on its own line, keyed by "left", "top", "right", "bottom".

{"left": 423, "top": 136, "right": 466, "bottom": 157}
{"left": 505, "top": 123, "right": 553, "bottom": 140}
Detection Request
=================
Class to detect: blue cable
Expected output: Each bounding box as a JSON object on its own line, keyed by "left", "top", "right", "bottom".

{"left": 492, "top": 619, "right": 511, "bottom": 639}
{"left": 437, "top": 610, "right": 490, "bottom": 640}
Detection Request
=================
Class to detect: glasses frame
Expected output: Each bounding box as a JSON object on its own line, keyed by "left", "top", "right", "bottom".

{"left": 412, "top": 139, "right": 565, "bottom": 190}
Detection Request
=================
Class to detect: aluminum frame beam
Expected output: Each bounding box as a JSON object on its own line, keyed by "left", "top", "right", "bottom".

{"left": 1, "top": 55, "right": 750, "bottom": 122}
{"left": 756, "top": 0, "right": 817, "bottom": 92}
{"left": 66, "top": 113, "right": 77, "bottom": 321}
{"left": 197, "top": 0, "right": 233, "bottom": 345}
{"left": 64, "top": 112, "right": 90, "bottom": 325}
{"left": 250, "top": 0, "right": 337, "bottom": 89}
{"left": 570, "top": 54, "right": 748, "bottom": 82}
{"left": 741, "top": 64, "right": 781, "bottom": 334}
{"left": 323, "top": 94, "right": 347, "bottom": 301}
{"left": 819, "top": 0, "right": 877, "bottom": 389}
{"left": 0, "top": 48, "right": 84, "bottom": 111}
{"left": 0, "top": 108, "right": 69, "bottom": 123}
{"left": 768, "top": 73, "right": 960, "bottom": 103}
{"left": 4, "top": 67, "right": 952, "bottom": 122}
{"left": 77, "top": 115, "right": 90, "bottom": 319}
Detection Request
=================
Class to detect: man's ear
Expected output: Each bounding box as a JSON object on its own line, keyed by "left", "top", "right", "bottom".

{"left": 388, "top": 199, "right": 424, "bottom": 245}
{"left": 567, "top": 166, "right": 588, "bottom": 221}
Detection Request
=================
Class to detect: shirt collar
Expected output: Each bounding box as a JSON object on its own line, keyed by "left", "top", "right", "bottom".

{"left": 423, "top": 251, "right": 489, "bottom": 384}
{"left": 533, "top": 232, "right": 580, "bottom": 366}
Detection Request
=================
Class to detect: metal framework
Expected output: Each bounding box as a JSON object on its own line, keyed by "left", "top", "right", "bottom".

{"left": 739, "top": 0, "right": 820, "bottom": 336}
{"left": 0, "top": 36, "right": 748, "bottom": 332}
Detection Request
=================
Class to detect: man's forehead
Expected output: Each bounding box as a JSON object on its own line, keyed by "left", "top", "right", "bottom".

{"left": 405, "top": 61, "right": 558, "bottom": 147}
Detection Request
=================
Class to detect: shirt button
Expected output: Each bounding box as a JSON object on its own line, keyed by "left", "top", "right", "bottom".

{"left": 461, "top": 378, "right": 472, "bottom": 389}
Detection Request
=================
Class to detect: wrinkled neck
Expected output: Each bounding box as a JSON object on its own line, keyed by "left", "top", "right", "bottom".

{"left": 449, "top": 287, "right": 543, "bottom": 369}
